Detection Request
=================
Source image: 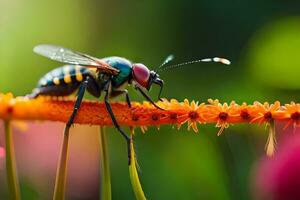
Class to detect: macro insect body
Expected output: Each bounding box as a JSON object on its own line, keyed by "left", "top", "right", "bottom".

{"left": 30, "top": 44, "right": 230, "bottom": 164}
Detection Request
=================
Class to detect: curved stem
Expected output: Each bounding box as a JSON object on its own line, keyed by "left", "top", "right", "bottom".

{"left": 4, "top": 120, "right": 21, "bottom": 200}
{"left": 129, "top": 129, "right": 146, "bottom": 200}
{"left": 99, "top": 126, "right": 111, "bottom": 200}
{"left": 53, "top": 126, "right": 70, "bottom": 200}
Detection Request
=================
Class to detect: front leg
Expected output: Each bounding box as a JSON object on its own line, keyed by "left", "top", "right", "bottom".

{"left": 103, "top": 82, "right": 132, "bottom": 165}
{"left": 111, "top": 88, "right": 132, "bottom": 108}
{"left": 135, "top": 85, "right": 164, "bottom": 110}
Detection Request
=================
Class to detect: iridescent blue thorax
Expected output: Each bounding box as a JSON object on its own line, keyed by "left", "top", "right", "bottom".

{"left": 101, "top": 56, "right": 133, "bottom": 87}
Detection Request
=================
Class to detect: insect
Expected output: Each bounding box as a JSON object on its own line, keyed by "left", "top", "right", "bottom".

{"left": 29, "top": 44, "right": 230, "bottom": 164}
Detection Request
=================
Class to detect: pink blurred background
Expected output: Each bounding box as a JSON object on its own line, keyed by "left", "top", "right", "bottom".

{"left": 0, "top": 121, "right": 101, "bottom": 199}
{"left": 253, "top": 124, "right": 300, "bottom": 200}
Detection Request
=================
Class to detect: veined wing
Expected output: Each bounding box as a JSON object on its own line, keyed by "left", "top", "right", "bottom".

{"left": 33, "top": 44, "right": 119, "bottom": 74}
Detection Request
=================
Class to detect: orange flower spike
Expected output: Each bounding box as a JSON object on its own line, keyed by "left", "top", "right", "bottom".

{"left": 1, "top": 93, "right": 300, "bottom": 134}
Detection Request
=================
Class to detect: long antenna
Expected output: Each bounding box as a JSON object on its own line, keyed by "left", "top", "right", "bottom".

{"left": 158, "top": 57, "right": 230, "bottom": 72}
{"left": 155, "top": 54, "right": 174, "bottom": 72}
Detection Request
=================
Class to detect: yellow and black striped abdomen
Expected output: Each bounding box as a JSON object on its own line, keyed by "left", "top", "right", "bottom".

{"left": 33, "top": 65, "right": 97, "bottom": 97}
{"left": 37, "top": 65, "right": 94, "bottom": 88}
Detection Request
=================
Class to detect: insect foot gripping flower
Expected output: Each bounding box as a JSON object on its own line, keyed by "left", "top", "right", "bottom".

{"left": 0, "top": 93, "right": 300, "bottom": 156}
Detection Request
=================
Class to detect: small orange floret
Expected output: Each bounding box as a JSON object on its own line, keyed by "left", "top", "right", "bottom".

{"left": 249, "top": 101, "right": 281, "bottom": 125}
{"left": 202, "top": 99, "right": 237, "bottom": 135}
{"left": 281, "top": 102, "right": 300, "bottom": 129}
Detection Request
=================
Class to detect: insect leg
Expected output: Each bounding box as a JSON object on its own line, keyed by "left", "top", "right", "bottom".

{"left": 54, "top": 77, "right": 90, "bottom": 199}
{"left": 66, "top": 77, "right": 90, "bottom": 131}
{"left": 111, "top": 89, "right": 132, "bottom": 108}
{"left": 104, "top": 82, "right": 131, "bottom": 165}
{"left": 135, "top": 86, "right": 164, "bottom": 110}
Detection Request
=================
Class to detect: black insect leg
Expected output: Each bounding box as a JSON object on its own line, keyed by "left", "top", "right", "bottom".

{"left": 104, "top": 82, "right": 132, "bottom": 165}
{"left": 111, "top": 89, "right": 132, "bottom": 108}
{"left": 54, "top": 77, "right": 89, "bottom": 199}
{"left": 135, "top": 86, "right": 164, "bottom": 110}
{"left": 65, "top": 77, "right": 90, "bottom": 134}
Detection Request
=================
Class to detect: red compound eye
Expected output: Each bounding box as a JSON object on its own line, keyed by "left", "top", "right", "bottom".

{"left": 132, "top": 63, "right": 150, "bottom": 88}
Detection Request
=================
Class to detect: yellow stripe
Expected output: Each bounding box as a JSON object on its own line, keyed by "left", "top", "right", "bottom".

{"left": 63, "top": 66, "right": 72, "bottom": 83}
{"left": 75, "top": 66, "right": 83, "bottom": 81}
{"left": 64, "top": 75, "right": 72, "bottom": 84}
{"left": 76, "top": 73, "right": 83, "bottom": 81}
{"left": 53, "top": 77, "right": 60, "bottom": 85}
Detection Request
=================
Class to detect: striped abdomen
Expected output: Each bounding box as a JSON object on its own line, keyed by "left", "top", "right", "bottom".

{"left": 34, "top": 65, "right": 98, "bottom": 97}
{"left": 38, "top": 65, "right": 94, "bottom": 87}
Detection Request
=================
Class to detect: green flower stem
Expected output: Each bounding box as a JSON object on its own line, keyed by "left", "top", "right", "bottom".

{"left": 4, "top": 120, "right": 21, "bottom": 200}
{"left": 129, "top": 132, "right": 146, "bottom": 200}
{"left": 53, "top": 125, "right": 71, "bottom": 200}
{"left": 99, "top": 126, "right": 111, "bottom": 200}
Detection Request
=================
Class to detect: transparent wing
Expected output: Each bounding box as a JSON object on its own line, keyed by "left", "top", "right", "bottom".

{"left": 33, "top": 44, "right": 119, "bottom": 74}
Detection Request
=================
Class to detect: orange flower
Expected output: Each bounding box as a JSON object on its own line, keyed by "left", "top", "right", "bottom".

{"left": 203, "top": 99, "right": 237, "bottom": 136}
{"left": 228, "top": 102, "right": 252, "bottom": 122}
{"left": 247, "top": 101, "right": 281, "bottom": 157}
{"left": 249, "top": 101, "right": 281, "bottom": 125}
{"left": 175, "top": 99, "right": 206, "bottom": 132}
{"left": 281, "top": 102, "right": 300, "bottom": 129}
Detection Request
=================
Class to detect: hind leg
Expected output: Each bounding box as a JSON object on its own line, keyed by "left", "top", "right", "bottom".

{"left": 54, "top": 77, "right": 90, "bottom": 199}
{"left": 103, "top": 81, "right": 132, "bottom": 165}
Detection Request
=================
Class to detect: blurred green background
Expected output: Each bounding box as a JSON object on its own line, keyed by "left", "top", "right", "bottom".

{"left": 1, "top": 0, "right": 300, "bottom": 199}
